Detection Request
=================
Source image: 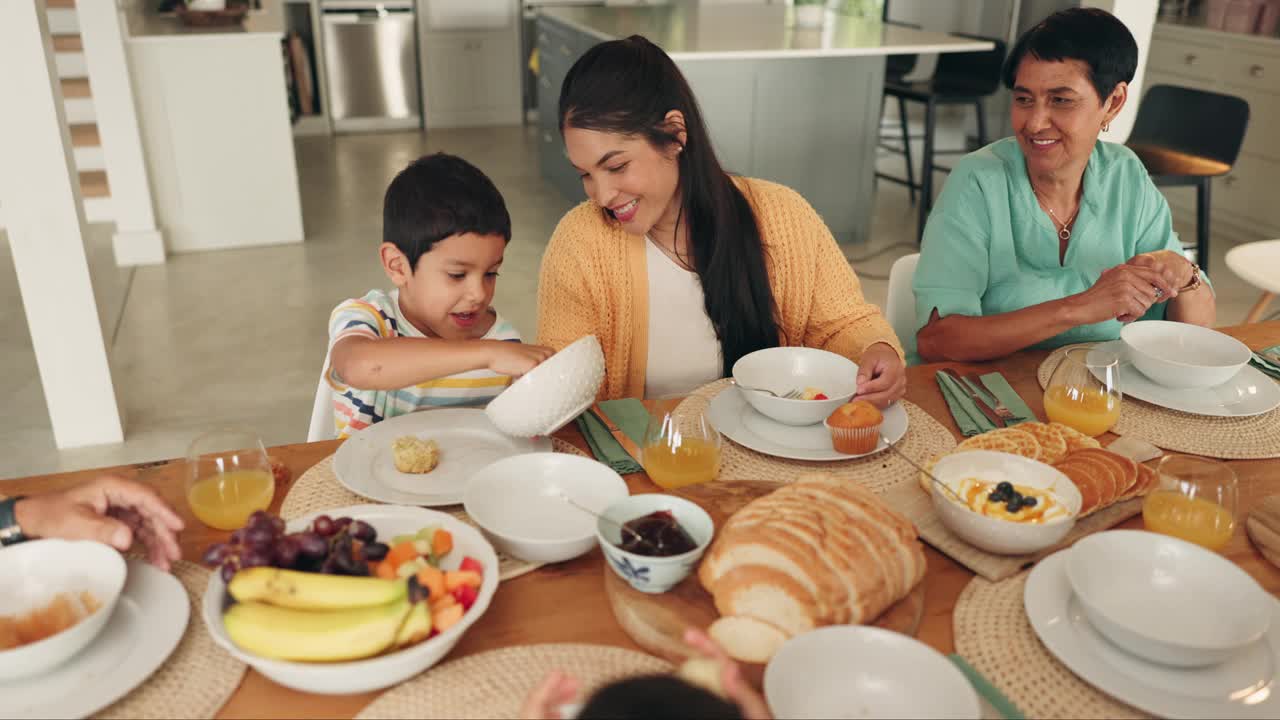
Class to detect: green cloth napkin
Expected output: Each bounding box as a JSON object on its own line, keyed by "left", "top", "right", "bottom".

{"left": 936, "top": 371, "right": 1035, "bottom": 436}
{"left": 1251, "top": 345, "right": 1280, "bottom": 380}
{"left": 949, "top": 655, "right": 1025, "bottom": 720}
{"left": 574, "top": 398, "right": 649, "bottom": 474}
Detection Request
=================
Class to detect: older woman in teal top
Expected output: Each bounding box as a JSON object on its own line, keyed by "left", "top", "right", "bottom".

{"left": 913, "top": 8, "right": 1215, "bottom": 364}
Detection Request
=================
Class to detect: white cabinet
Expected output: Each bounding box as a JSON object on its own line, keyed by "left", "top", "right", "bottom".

{"left": 420, "top": 1, "right": 522, "bottom": 129}
{"left": 1147, "top": 22, "right": 1280, "bottom": 243}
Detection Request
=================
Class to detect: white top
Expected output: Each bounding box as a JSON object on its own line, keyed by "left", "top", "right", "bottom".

{"left": 645, "top": 239, "right": 722, "bottom": 399}
{"left": 540, "top": 5, "right": 994, "bottom": 61}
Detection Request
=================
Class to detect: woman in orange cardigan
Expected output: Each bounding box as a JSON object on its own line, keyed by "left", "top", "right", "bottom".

{"left": 536, "top": 36, "right": 905, "bottom": 406}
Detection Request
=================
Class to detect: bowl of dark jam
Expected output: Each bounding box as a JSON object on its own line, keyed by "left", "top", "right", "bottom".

{"left": 596, "top": 495, "right": 714, "bottom": 594}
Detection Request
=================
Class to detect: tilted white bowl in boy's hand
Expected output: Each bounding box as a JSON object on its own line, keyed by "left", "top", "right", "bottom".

{"left": 485, "top": 335, "right": 605, "bottom": 437}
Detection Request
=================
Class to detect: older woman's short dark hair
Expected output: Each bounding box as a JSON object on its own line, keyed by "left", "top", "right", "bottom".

{"left": 1002, "top": 7, "right": 1138, "bottom": 103}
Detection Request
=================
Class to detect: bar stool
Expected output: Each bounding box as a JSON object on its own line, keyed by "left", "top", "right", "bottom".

{"left": 876, "top": 34, "right": 1007, "bottom": 243}
{"left": 1225, "top": 239, "right": 1280, "bottom": 323}
{"left": 1126, "top": 85, "right": 1250, "bottom": 274}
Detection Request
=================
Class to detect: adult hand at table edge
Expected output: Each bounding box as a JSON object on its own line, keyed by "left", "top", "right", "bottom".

{"left": 682, "top": 627, "right": 774, "bottom": 720}
{"left": 520, "top": 670, "right": 581, "bottom": 720}
{"left": 13, "top": 474, "right": 185, "bottom": 571}
{"left": 853, "top": 342, "right": 907, "bottom": 409}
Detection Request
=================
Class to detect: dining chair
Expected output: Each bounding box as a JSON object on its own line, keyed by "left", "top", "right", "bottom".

{"left": 1224, "top": 238, "right": 1280, "bottom": 323}
{"left": 1126, "top": 85, "right": 1250, "bottom": 274}
{"left": 307, "top": 354, "right": 335, "bottom": 442}
{"left": 877, "top": 34, "right": 1007, "bottom": 243}
{"left": 885, "top": 252, "right": 921, "bottom": 359}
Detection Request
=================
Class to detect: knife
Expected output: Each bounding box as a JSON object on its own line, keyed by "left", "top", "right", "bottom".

{"left": 939, "top": 368, "right": 1006, "bottom": 429}
{"left": 589, "top": 402, "right": 644, "bottom": 463}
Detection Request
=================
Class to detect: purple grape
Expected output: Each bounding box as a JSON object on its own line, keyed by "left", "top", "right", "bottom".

{"left": 320, "top": 555, "right": 339, "bottom": 574}
{"left": 270, "top": 516, "right": 286, "bottom": 536}
{"left": 244, "top": 526, "right": 274, "bottom": 548}
{"left": 248, "top": 510, "right": 272, "bottom": 530}
{"left": 350, "top": 520, "right": 376, "bottom": 543}
{"left": 333, "top": 517, "right": 353, "bottom": 533}
{"left": 293, "top": 531, "right": 327, "bottom": 558}
{"left": 241, "top": 546, "right": 272, "bottom": 568}
{"left": 363, "top": 541, "right": 389, "bottom": 562}
{"left": 220, "top": 560, "right": 238, "bottom": 583}
{"left": 312, "top": 515, "right": 335, "bottom": 537}
{"left": 275, "top": 537, "right": 300, "bottom": 568}
{"left": 201, "top": 543, "right": 231, "bottom": 567}
{"left": 229, "top": 528, "right": 245, "bottom": 545}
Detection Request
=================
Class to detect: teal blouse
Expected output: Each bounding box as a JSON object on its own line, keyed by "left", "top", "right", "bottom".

{"left": 909, "top": 138, "right": 1185, "bottom": 364}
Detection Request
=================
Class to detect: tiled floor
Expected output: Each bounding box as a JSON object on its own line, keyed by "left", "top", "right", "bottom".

{"left": 0, "top": 122, "right": 1270, "bottom": 480}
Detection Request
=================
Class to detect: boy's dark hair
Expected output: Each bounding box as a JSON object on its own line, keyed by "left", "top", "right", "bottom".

{"left": 382, "top": 152, "right": 511, "bottom": 272}
{"left": 1002, "top": 7, "right": 1138, "bottom": 103}
{"left": 578, "top": 675, "right": 742, "bottom": 719}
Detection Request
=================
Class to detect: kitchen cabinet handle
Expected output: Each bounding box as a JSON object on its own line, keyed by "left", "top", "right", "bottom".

{"left": 1249, "top": 64, "right": 1265, "bottom": 78}
{"left": 1184, "top": 53, "right": 1197, "bottom": 65}
{"left": 559, "top": 43, "right": 571, "bottom": 57}
{"left": 543, "top": 132, "right": 553, "bottom": 144}
{"left": 1224, "top": 175, "right": 1238, "bottom": 187}
{"left": 540, "top": 75, "right": 551, "bottom": 89}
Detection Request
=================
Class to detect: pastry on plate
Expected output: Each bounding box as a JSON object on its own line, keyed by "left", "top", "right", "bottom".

{"left": 823, "top": 400, "right": 883, "bottom": 455}
{"left": 392, "top": 436, "right": 440, "bottom": 474}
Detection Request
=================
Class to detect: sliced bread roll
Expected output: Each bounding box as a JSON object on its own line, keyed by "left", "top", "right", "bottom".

{"left": 711, "top": 564, "right": 820, "bottom": 636}
{"left": 708, "top": 615, "right": 789, "bottom": 664}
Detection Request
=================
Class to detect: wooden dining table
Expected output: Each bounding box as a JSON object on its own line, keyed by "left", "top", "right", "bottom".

{"left": 7, "top": 320, "right": 1280, "bottom": 719}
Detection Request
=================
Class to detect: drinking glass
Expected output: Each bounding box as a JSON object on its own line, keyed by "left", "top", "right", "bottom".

{"left": 1142, "top": 454, "right": 1239, "bottom": 552}
{"left": 185, "top": 429, "right": 275, "bottom": 530}
{"left": 640, "top": 409, "right": 722, "bottom": 490}
{"left": 1043, "top": 347, "right": 1122, "bottom": 437}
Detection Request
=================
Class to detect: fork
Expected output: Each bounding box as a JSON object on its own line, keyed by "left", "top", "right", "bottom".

{"left": 729, "top": 379, "right": 803, "bottom": 399}
{"left": 939, "top": 368, "right": 1005, "bottom": 428}
{"left": 964, "top": 373, "right": 1018, "bottom": 422}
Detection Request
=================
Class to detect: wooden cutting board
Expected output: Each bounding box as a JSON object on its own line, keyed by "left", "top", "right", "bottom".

{"left": 604, "top": 480, "right": 927, "bottom": 673}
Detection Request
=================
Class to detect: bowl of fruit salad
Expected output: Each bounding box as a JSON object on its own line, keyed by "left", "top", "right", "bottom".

{"left": 732, "top": 347, "right": 858, "bottom": 426}
{"left": 199, "top": 505, "right": 498, "bottom": 695}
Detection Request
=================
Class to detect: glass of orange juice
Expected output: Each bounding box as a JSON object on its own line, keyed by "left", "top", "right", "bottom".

{"left": 640, "top": 409, "right": 722, "bottom": 490}
{"left": 185, "top": 429, "right": 276, "bottom": 530}
{"left": 1143, "top": 454, "right": 1238, "bottom": 552}
{"left": 1043, "top": 347, "right": 1122, "bottom": 437}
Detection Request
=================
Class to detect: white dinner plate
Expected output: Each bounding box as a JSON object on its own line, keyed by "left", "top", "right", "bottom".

{"left": 1092, "top": 340, "right": 1280, "bottom": 417}
{"left": 707, "top": 387, "right": 908, "bottom": 462}
{"left": 0, "top": 559, "right": 189, "bottom": 719}
{"left": 333, "top": 408, "right": 552, "bottom": 506}
{"left": 1024, "top": 550, "right": 1279, "bottom": 719}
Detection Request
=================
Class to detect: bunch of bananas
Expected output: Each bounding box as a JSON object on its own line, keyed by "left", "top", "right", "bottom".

{"left": 223, "top": 567, "right": 433, "bottom": 662}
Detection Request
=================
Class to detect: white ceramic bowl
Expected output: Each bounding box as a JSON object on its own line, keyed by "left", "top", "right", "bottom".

{"left": 0, "top": 540, "right": 126, "bottom": 681}
{"left": 595, "top": 494, "right": 714, "bottom": 594}
{"left": 485, "top": 335, "right": 605, "bottom": 437}
{"left": 1121, "top": 321, "right": 1251, "bottom": 390}
{"left": 1067, "top": 530, "right": 1272, "bottom": 667}
{"left": 765, "top": 626, "right": 980, "bottom": 719}
{"left": 202, "top": 505, "right": 499, "bottom": 695}
{"left": 464, "top": 453, "right": 629, "bottom": 564}
{"left": 731, "top": 347, "right": 858, "bottom": 426}
{"left": 930, "top": 450, "right": 1081, "bottom": 556}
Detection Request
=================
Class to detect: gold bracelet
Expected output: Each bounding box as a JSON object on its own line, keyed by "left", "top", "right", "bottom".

{"left": 1178, "top": 262, "right": 1202, "bottom": 293}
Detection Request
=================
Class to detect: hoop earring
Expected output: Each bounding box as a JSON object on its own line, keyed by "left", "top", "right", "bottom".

{"left": 1102, "top": 122, "right": 1111, "bottom": 132}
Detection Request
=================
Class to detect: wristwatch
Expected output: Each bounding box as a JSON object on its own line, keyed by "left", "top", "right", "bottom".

{"left": 0, "top": 496, "right": 27, "bottom": 546}
{"left": 1179, "top": 262, "right": 1203, "bottom": 294}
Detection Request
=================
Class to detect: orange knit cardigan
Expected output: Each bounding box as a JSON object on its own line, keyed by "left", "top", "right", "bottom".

{"left": 535, "top": 177, "right": 903, "bottom": 400}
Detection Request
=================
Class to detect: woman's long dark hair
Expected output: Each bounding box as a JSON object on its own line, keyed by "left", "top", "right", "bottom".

{"left": 558, "top": 35, "right": 781, "bottom": 375}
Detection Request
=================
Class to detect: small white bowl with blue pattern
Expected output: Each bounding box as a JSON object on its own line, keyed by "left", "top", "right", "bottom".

{"left": 596, "top": 494, "right": 714, "bottom": 594}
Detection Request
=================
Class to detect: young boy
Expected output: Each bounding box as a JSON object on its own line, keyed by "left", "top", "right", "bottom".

{"left": 326, "top": 153, "right": 553, "bottom": 438}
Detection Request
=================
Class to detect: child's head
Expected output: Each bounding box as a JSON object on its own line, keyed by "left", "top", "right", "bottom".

{"left": 578, "top": 675, "right": 743, "bottom": 719}
{"left": 380, "top": 153, "right": 511, "bottom": 340}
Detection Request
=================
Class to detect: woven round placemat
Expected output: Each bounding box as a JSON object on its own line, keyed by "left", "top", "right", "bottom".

{"left": 1037, "top": 344, "right": 1280, "bottom": 459}
{"left": 355, "top": 643, "right": 671, "bottom": 720}
{"left": 674, "top": 379, "right": 957, "bottom": 494}
{"left": 95, "top": 561, "right": 246, "bottom": 720}
{"left": 278, "top": 439, "right": 588, "bottom": 582}
{"left": 954, "top": 573, "right": 1147, "bottom": 720}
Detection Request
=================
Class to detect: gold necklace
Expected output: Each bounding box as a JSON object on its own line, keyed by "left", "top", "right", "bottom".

{"left": 1034, "top": 189, "right": 1079, "bottom": 241}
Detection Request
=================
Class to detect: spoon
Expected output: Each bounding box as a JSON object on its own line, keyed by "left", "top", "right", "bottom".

{"left": 551, "top": 490, "right": 655, "bottom": 550}
{"left": 879, "top": 434, "right": 967, "bottom": 506}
